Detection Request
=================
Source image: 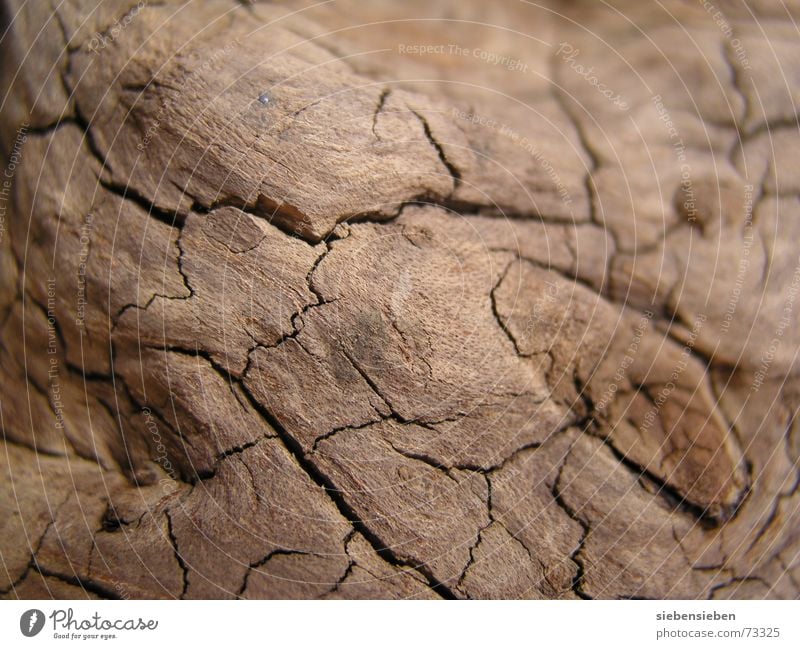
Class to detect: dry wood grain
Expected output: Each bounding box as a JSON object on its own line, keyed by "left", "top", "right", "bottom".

{"left": 1, "top": 0, "right": 799, "bottom": 599}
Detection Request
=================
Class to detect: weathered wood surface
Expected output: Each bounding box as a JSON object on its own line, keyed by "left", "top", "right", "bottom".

{"left": 0, "top": 0, "right": 799, "bottom": 599}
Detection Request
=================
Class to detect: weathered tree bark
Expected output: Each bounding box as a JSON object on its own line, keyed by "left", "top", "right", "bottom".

{"left": 1, "top": 0, "right": 799, "bottom": 599}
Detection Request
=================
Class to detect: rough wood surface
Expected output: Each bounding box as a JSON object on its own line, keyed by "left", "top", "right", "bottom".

{"left": 1, "top": 0, "right": 799, "bottom": 599}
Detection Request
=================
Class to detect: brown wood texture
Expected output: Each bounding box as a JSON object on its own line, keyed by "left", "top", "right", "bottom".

{"left": 1, "top": 0, "right": 799, "bottom": 599}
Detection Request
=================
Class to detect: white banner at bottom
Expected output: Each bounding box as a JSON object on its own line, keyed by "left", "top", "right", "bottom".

{"left": 1, "top": 599, "right": 797, "bottom": 648}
